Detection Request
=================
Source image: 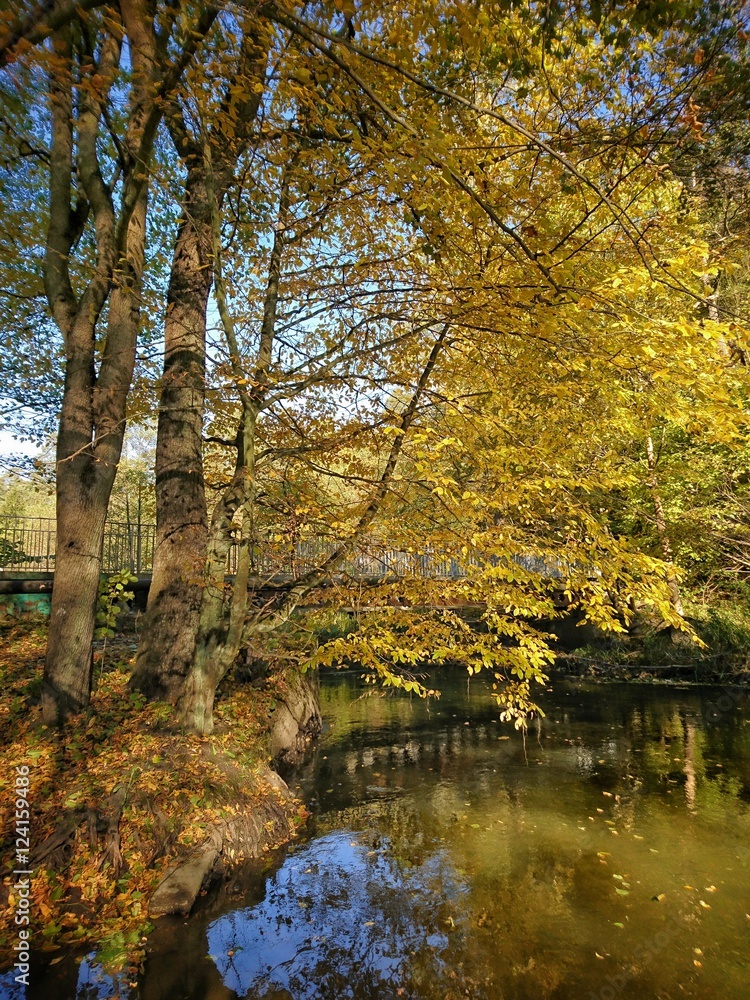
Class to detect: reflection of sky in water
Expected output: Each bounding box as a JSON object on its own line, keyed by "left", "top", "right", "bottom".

{"left": 208, "top": 831, "right": 461, "bottom": 998}
{"left": 75, "top": 954, "right": 131, "bottom": 999}
{"left": 0, "top": 972, "right": 24, "bottom": 1000}
{"left": 0, "top": 953, "right": 128, "bottom": 1000}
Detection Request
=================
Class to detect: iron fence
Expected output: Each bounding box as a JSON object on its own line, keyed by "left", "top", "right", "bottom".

{"left": 0, "top": 515, "right": 567, "bottom": 583}
{"left": 0, "top": 515, "right": 156, "bottom": 575}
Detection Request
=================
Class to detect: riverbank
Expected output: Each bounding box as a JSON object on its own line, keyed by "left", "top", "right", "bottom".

{"left": 0, "top": 619, "right": 311, "bottom": 978}
{"left": 556, "top": 601, "right": 750, "bottom": 686}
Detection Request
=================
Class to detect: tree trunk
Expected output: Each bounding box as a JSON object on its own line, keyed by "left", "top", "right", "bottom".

{"left": 176, "top": 148, "right": 286, "bottom": 733}
{"left": 131, "top": 27, "right": 270, "bottom": 702}
{"left": 130, "top": 166, "right": 211, "bottom": 701}
{"left": 177, "top": 422, "right": 256, "bottom": 734}
{"left": 38, "top": 4, "right": 215, "bottom": 724}
{"left": 42, "top": 487, "right": 105, "bottom": 721}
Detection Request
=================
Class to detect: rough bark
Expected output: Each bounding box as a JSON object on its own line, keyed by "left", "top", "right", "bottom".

{"left": 176, "top": 155, "right": 289, "bottom": 733}
{"left": 133, "top": 27, "right": 270, "bottom": 702}
{"left": 130, "top": 164, "right": 212, "bottom": 701}
{"left": 41, "top": 3, "right": 216, "bottom": 725}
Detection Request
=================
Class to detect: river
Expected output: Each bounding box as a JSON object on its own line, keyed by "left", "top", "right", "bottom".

{"left": 4, "top": 670, "right": 750, "bottom": 999}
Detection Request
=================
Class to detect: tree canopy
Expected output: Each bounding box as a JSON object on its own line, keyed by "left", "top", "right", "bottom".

{"left": 0, "top": 0, "right": 749, "bottom": 729}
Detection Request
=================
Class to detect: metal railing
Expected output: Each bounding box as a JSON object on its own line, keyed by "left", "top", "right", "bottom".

{"left": 0, "top": 515, "right": 156, "bottom": 575}
{"left": 236, "top": 536, "right": 470, "bottom": 581}
{"left": 0, "top": 515, "right": 567, "bottom": 582}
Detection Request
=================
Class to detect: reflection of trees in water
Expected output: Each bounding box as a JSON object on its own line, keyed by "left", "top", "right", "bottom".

{"left": 312, "top": 800, "right": 586, "bottom": 998}
{"left": 266, "top": 680, "right": 750, "bottom": 998}
{"left": 206, "top": 831, "right": 466, "bottom": 999}
{"left": 631, "top": 702, "right": 750, "bottom": 818}
{"left": 206, "top": 822, "right": 592, "bottom": 1000}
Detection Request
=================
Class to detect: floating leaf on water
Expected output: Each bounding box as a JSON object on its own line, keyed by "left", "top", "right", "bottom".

{"left": 613, "top": 922, "right": 625, "bottom": 929}
{"left": 364, "top": 921, "right": 375, "bottom": 927}
{"left": 693, "top": 948, "right": 703, "bottom": 956}
{"left": 705, "top": 885, "right": 717, "bottom": 892}
{"left": 651, "top": 893, "right": 666, "bottom": 902}
{"left": 615, "top": 888, "right": 629, "bottom": 896}
{"left": 699, "top": 900, "right": 711, "bottom": 909}
{"left": 693, "top": 960, "right": 702, "bottom": 968}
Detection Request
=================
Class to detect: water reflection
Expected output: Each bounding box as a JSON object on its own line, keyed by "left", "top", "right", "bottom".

{"left": 207, "top": 832, "right": 460, "bottom": 999}
{"left": 5, "top": 675, "right": 750, "bottom": 999}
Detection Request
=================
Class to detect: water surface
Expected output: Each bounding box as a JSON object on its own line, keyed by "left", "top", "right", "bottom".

{"left": 5, "top": 671, "right": 750, "bottom": 999}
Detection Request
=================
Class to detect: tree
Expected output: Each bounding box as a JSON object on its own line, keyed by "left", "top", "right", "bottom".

{"left": 130, "top": 18, "right": 272, "bottom": 701}
{"left": 0, "top": 2, "right": 218, "bottom": 723}
{"left": 171, "top": 13, "right": 745, "bottom": 727}
{"left": 4, "top": 0, "right": 749, "bottom": 731}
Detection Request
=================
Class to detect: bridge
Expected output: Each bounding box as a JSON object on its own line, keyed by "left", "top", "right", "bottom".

{"left": 0, "top": 514, "right": 565, "bottom": 615}
{"left": 0, "top": 514, "right": 478, "bottom": 581}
